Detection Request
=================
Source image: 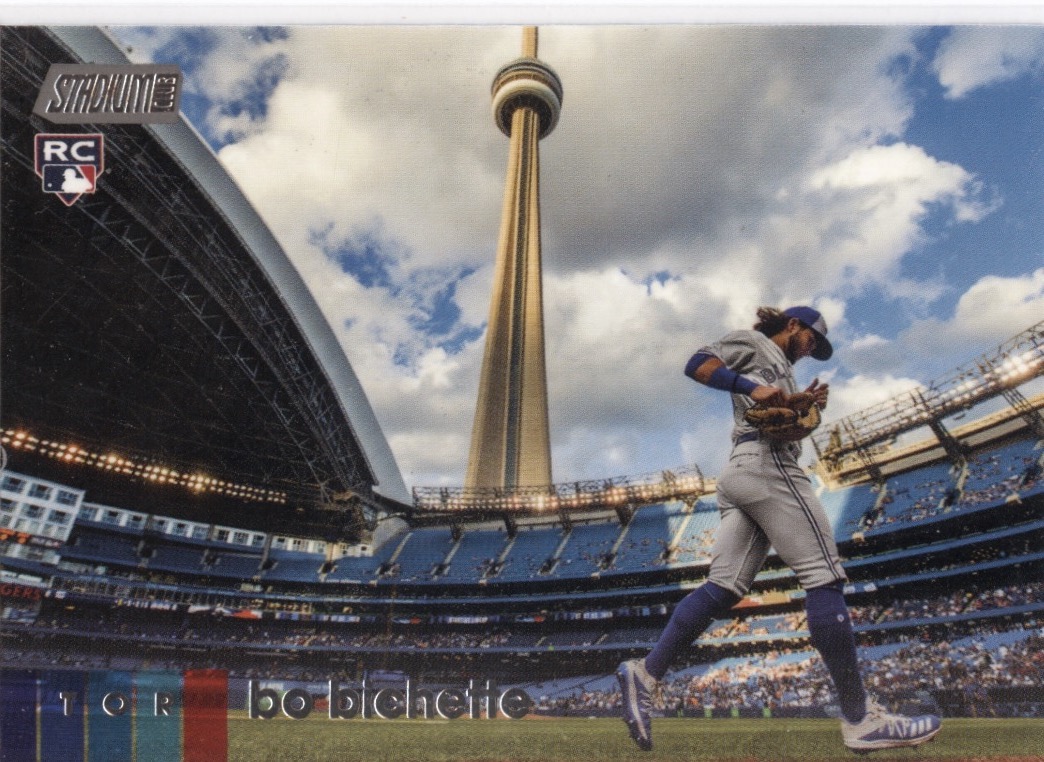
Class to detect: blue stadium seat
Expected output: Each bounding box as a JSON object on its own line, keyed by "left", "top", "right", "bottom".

{"left": 61, "top": 529, "right": 142, "bottom": 568}
{"left": 611, "top": 503, "right": 680, "bottom": 573}
{"left": 555, "top": 521, "right": 623, "bottom": 577}
{"left": 146, "top": 543, "right": 205, "bottom": 573}
{"left": 205, "top": 552, "right": 262, "bottom": 579}
{"left": 872, "top": 462, "right": 957, "bottom": 529}
{"left": 261, "top": 550, "right": 323, "bottom": 583}
{"left": 819, "top": 483, "right": 879, "bottom": 540}
{"left": 439, "top": 528, "right": 510, "bottom": 582}
{"left": 497, "top": 525, "right": 564, "bottom": 581}
{"left": 668, "top": 503, "right": 721, "bottom": 567}
{"left": 392, "top": 528, "right": 455, "bottom": 581}
{"left": 960, "top": 438, "right": 1042, "bottom": 506}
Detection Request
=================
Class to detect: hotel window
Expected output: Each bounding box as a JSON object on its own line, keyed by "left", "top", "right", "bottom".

{"left": 27, "top": 484, "right": 52, "bottom": 500}
{"left": 1, "top": 476, "right": 25, "bottom": 494}
{"left": 55, "top": 490, "right": 79, "bottom": 506}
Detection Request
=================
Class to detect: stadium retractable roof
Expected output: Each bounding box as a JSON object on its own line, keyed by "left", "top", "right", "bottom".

{"left": 1, "top": 26, "right": 410, "bottom": 522}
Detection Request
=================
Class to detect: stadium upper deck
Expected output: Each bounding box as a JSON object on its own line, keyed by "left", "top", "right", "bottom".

{"left": 1, "top": 26, "right": 409, "bottom": 533}
{"left": 2, "top": 412, "right": 1040, "bottom": 599}
{"left": 1, "top": 386, "right": 1041, "bottom": 686}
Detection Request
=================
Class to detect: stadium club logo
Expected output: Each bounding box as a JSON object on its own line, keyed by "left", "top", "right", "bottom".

{"left": 34, "top": 133, "right": 104, "bottom": 206}
{"left": 33, "top": 64, "right": 183, "bottom": 125}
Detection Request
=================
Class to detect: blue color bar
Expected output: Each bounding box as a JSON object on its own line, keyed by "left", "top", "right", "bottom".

{"left": 0, "top": 670, "right": 37, "bottom": 762}
{"left": 134, "top": 671, "right": 182, "bottom": 762}
{"left": 86, "top": 671, "right": 132, "bottom": 762}
{"left": 40, "top": 670, "right": 86, "bottom": 762}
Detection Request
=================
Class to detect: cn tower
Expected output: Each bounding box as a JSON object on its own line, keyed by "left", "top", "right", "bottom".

{"left": 465, "top": 27, "right": 562, "bottom": 490}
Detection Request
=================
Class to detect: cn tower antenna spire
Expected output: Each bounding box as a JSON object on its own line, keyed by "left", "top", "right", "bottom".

{"left": 522, "top": 26, "right": 538, "bottom": 57}
{"left": 465, "top": 27, "right": 562, "bottom": 490}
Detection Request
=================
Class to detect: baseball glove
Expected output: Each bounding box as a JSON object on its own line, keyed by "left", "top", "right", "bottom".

{"left": 743, "top": 392, "right": 821, "bottom": 442}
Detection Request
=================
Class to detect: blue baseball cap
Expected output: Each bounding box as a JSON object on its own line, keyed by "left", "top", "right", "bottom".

{"left": 784, "top": 306, "right": 833, "bottom": 361}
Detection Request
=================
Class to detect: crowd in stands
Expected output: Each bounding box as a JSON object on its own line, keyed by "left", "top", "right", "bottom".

{"left": 616, "top": 536, "right": 669, "bottom": 566}
{"left": 960, "top": 474, "right": 1020, "bottom": 507}
{"left": 670, "top": 528, "right": 715, "bottom": 564}
{"left": 3, "top": 439, "right": 1041, "bottom": 716}
{"left": 873, "top": 478, "right": 954, "bottom": 528}
{"left": 959, "top": 449, "right": 1042, "bottom": 507}
{"left": 863, "top": 444, "right": 1041, "bottom": 531}
{"left": 6, "top": 618, "right": 1041, "bottom": 717}
{"left": 850, "top": 581, "right": 1044, "bottom": 625}
{"left": 22, "top": 437, "right": 1036, "bottom": 596}
{"left": 11, "top": 580, "right": 1041, "bottom": 656}
{"left": 536, "top": 620, "right": 1043, "bottom": 717}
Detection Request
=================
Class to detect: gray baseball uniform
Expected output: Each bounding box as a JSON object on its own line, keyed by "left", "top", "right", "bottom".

{"left": 699, "top": 329, "right": 846, "bottom": 595}
{"left": 620, "top": 309, "right": 940, "bottom": 753}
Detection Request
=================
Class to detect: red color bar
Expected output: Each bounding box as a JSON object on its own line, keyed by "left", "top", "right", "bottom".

{"left": 182, "top": 669, "right": 228, "bottom": 762}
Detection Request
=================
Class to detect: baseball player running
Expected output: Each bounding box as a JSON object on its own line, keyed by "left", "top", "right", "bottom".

{"left": 617, "top": 306, "right": 941, "bottom": 753}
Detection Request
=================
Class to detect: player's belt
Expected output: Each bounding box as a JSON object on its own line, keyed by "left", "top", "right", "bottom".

{"left": 734, "top": 431, "right": 800, "bottom": 456}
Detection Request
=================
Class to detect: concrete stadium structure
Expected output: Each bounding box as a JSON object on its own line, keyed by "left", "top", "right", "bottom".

{"left": 1, "top": 26, "right": 408, "bottom": 536}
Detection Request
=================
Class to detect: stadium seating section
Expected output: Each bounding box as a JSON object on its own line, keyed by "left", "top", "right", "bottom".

{"left": 2, "top": 431, "right": 1041, "bottom": 718}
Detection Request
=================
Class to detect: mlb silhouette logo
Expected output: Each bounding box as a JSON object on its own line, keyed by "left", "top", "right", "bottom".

{"left": 34, "top": 133, "right": 104, "bottom": 206}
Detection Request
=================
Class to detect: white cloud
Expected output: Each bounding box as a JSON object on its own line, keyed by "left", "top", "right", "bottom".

{"left": 539, "top": 26, "right": 918, "bottom": 272}
{"left": 825, "top": 373, "right": 923, "bottom": 425}
{"left": 799, "top": 143, "right": 999, "bottom": 297}
{"left": 213, "top": 27, "right": 514, "bottom": 270}
{"left": 951, "top": 268, "right": 1044, "bottom": 336}
{"left": 934, "top": 27, "right": 1044, "bottom": 99}
{"left": 901, "top": 268, "right": 1044, "bottom": 361}
{"left": 839, "top": 268, "right": 1044, "bottom": 383}
{"left": 848, "top": 334, "right": 890, "bottom": 351}
{"left": 818, "top": 269, "right": 1044, "bottom": 457}
{"left": 114, "top": 26, "right": 1024, "bottom": 487}
{"left": 115, "top": 26, "right": 292, "bottom": 141}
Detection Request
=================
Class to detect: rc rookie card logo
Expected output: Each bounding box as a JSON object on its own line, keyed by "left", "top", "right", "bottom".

{"left": 34, "top": 133, "right": 104, "bottom": 206}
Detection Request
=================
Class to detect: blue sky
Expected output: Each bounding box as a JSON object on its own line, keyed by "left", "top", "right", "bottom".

{"left": 111, "top": 23, "right": 1044, "bottom": 488}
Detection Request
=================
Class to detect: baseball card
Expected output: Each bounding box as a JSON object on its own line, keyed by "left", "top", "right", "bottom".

{"left": 1, "top": 3, "right": 1043, "bottom": 760}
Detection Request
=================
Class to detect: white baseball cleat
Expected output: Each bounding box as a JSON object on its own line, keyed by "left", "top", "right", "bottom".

{"left": 616, "top": 658, "right": 656, "bottom": 751}
{"left": 841, "top": 698, "right": 941, "bottom": 753}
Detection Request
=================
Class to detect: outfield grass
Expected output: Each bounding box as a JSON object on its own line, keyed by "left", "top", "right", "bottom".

{"left": 228, "top": 715, "right": 1044, "bottom": 761}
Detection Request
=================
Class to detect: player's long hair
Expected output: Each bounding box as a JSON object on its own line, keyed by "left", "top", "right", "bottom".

{"left": 753, "top": 307, "right": 790, "bottom": 338}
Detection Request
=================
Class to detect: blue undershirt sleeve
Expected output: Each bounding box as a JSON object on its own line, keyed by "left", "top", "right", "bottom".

{"left": 684, "top": 351, "right": 714, "bottom": 378}
{"left": 686, "top": 351, "right": 758, "bottom": 396}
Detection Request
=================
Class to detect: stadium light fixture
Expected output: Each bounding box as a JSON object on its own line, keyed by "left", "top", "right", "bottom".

{"left": 1, "top": 427, "right": 288, "bottom": 505}
{"left": 814, "top": 321, "right": 1044, "bottom": 462}
{"left": 413, "top": 462, "right": 704, "bottom": 516}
